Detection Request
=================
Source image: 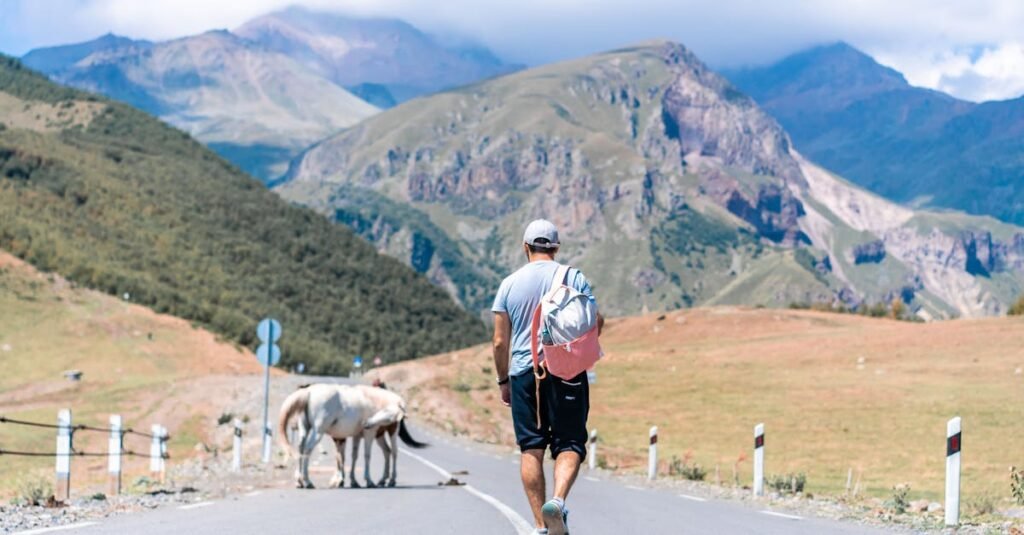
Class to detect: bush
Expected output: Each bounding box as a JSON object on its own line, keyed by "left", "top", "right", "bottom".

{"left": 965, "top": 494, "right": 997, "bottom": 517}
{"left": 669, "top": 454, "right": 707, "bottom": 481}
{"left": 885, "top": 483, "right": 911, "bottom": 514}
{"left": 1011, "top": 466, "right": 1024, "bottom": 505}
{"left": 1009, "top": 296, "right": 1024, "bottom": 316}
{"left": 766, "top": 472, "right": 806, "bottom": 494}
{"left": 217, "top": 412, "right": 234, "bottom": 426}
{"left": 16, "top": 475, "right": 53, "bottom": 506}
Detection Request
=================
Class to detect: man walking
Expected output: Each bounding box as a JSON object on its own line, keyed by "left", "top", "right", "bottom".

{"left": 492, "top": 219, "right": 604, "bottom": 535}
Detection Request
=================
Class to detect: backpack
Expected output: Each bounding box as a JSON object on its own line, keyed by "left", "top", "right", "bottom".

{"left": 530, "top": 264, "right": 602, "bottom": 384}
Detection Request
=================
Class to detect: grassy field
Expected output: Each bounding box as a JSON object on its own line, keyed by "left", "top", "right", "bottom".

{"left": 380, "top": 307, "right": 1024, "bottom": 504}
{"left": 0, "top": 251, "right": 262, "bottom": 498}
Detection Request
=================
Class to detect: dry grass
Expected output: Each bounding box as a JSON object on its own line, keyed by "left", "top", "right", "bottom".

{"left": 0, "top": 252, "right": 262, "bottom": 497}
{"left": 380, "top": 306, "right": 1024, "bottom": 501}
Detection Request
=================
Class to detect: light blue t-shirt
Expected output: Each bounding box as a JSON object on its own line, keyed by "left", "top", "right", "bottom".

{"left": 491, "top": 261, "right": 596, "bottom": 377}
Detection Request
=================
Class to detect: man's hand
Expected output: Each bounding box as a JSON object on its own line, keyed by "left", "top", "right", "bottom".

{"left": 500, "top": 382, "right": 511, "bottom": 407}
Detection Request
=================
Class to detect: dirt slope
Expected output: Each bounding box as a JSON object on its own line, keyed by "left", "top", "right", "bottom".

{"left": 376, "top": 307, "right": 1024, "bottom": 501}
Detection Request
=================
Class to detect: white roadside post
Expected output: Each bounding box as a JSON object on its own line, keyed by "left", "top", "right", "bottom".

{"left": 588, "top": 429, "right": 598, "bottom": 470}
{"left": 55, "top": 409, "right": 72, "bottom": 502}
{"left": 753, "top": 423, "right": 765, "bottom": 497}
{"left": 159, "top": 426, "right": 168, "bottom": 484}
{"left": 149, "top": 424, "right": 162, "bottom": 481}
{"left": 648, "top": 426, "right": 658, "bottom": 481}
{"left": 232, "top": 418, "right": 243, "bottom": 472}
{"left": 262, "top": 424, "right": 272, "bottom": 464}
{"left": 945, "top": 417, "right": 962, "bottom": 527}
{"left": 107, "top": 415, "right": 122, "bottom": 495}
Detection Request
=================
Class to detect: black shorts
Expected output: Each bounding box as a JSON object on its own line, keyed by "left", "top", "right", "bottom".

{"left": 510, "top": 370, "right": 589, "bottom": 460}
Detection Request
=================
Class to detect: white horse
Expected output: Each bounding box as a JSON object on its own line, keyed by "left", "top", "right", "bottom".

{"left": 277, "top": 383, "right": 426, "bottom": 489}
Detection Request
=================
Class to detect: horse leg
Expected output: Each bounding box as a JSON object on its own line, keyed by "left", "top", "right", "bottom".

{"left": 328, "top": 437, "right": 346, "bottom": 488}
{"left": 376, "top": 432, "right": 391, "bottom": 487}
{"left": 363, "top": 428, "right": 376, "bottom": 488}
{"left": 299, "top": 426, "right": 319, "bottom": 489}
{"left": 349, "top": 434, "right": 361, "bottom": 488}
{"left": 388, "top": 426, "right": 398, "bottom": 487}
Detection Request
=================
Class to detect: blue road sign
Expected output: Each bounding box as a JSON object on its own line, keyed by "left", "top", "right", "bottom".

{"left": 256, "top": 343, "right": 281, "bottom": 366}
{"left": 257, "top": 318, "right": 282, "bottom": 343}
{"left": 353, "top": 355, "right": 363, "bottom": 368}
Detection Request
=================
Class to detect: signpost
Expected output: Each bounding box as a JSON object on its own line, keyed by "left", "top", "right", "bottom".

{"left": 352, "top": 355, "right": 363, "bottom": 378}
{"left": 256, "top": 318, "right": 281, "bottom": 464}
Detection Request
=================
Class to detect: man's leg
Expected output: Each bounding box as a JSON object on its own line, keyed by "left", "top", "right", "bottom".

{"left": 552, "top": 450, "right": 582, "bottom": 500}
{"left": 544, "top": 370, "right": 590, "bottom": 531}
{"left": 521, "top": 448, "right": 547, "bottom": 528}
{"left": 510, "top": 373, "right": 551, "bottom": 529}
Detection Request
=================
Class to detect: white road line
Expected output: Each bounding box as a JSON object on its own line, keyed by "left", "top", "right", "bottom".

{"left": 244, "top": 491, "right": 262, "bottom": 497}
{"left": 584, "top": 476, "right": 600, "bottom": 482}
{"left": 17, "top": 523, "right": 99, "bottom": 534}
{"left": 679, "top": 494, "right": 707, "bottom": 502}
{"left": 402, "top": 448, "right": 533, "bottom": 535}
{"left": 178, "top": 501, "right": 215, "bottom": 510}
{"left": 625, "top": 485, "right": 645, "bottom": 491}
{"left": 760, "top": 510, "right": 803, "bottom": 520}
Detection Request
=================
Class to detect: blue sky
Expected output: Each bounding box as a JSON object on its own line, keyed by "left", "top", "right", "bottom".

{"left": 2, "top": 0, "right": 1023, "bottom": 102}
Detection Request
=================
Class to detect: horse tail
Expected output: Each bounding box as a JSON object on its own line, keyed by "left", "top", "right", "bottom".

{"left": 398, "top": 419, "right": 428, "bottom": 449}
{"left": 277, "top": 387, "right": 310, "bottom": 456}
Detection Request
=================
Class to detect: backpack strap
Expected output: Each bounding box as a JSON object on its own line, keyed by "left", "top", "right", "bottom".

{"left": 529, "top": 304, "right": 547, "bottom": 428}
{"left": 552, "top": 264, "right": 571, "bottom": 289}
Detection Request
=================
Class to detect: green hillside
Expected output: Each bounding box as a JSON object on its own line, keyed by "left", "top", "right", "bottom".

{"left": 0, "top": 55, "right": 487, "bottom": 374}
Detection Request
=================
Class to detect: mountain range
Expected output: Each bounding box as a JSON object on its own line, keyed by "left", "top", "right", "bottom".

{"left": 278, "top": 40, "right": 1024, "bottom": 320}
{"left": 724, "top": 42, "right": 1024, "bottom": 226}
{"left": 20, "top": 7, "right": 517, "bottom": 181}
{"left": 0, "top": 54, "right": 486, "bottom": 373}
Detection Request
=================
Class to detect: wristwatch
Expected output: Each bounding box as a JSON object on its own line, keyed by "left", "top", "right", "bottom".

{"left": 496, "top": 376, "right": 509, "bottom": 386}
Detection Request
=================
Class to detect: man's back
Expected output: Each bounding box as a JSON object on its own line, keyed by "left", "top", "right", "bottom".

{"left": 492, "top": 260, "right": 594, "bottom": 377}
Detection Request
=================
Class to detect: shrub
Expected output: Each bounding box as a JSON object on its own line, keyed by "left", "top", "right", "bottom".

{"left": 669, "top": 454, "right": 707, "bottom": 481}
{"left": 965, "top": 494, "right": 997, "bottom": 517}
{"left": 452, "top": 381, "right": 472, "bottom": 393}
{"left": 17, "top": 475, "right": 53, "bottom": 506}
{"left": 217, "top": 412, "right": 234, "bottom": 426}
{"left": 885, "top": 483, "right": 911, "bottom": 514}
{"left": 1009, "top": 296, "right": 1024, "bottom": 316}
{"left": 766, "top": 473, "right": 806, "bottom": 494}
{"left": 1011, "top": 466, "right": 1024, "bottom": 505}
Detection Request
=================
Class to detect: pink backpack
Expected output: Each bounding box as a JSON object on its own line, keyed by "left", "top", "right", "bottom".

{"left": 530, "top": 265, "right": 602, "bottom": 407}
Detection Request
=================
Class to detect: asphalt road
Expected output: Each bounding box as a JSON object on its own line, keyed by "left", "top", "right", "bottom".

{"left": 61, "top": 423, "right": 894, "bottom": 535}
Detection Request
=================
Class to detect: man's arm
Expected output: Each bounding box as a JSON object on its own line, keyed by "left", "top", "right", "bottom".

{"left": 492, "top": 312, "right": 512, "bottom": 406}
{"left": 493, "top": 312, "right": 512, "bottom": 379}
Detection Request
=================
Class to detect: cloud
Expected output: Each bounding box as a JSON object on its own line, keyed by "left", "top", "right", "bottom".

{"left": 2, "top": 0, "right": 1023, "bottom": 101}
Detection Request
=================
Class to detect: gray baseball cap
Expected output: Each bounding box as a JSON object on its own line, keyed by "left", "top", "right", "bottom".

{"left": 523, "top": 219, "right": 560, "bottom": 249}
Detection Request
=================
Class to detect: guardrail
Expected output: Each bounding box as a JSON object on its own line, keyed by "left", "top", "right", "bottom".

{"left": 1, "top": 410, "right": 169, "bottom": 500}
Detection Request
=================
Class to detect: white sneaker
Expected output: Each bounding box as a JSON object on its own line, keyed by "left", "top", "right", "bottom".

{"left": 541, "top": 500, "right": 569, "bottom": 535}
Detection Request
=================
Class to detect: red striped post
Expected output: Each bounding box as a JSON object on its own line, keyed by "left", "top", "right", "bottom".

{"left": 945, "top": 417, "right": 961, "bottom": 527}
{"left": 753, "top": 423, "right": 765, "bottom": 496}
